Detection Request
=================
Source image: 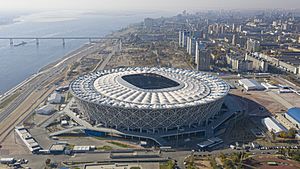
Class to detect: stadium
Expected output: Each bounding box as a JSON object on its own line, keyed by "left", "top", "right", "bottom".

{"left": 70, "top": 67, "right": 229, "bottom": 136}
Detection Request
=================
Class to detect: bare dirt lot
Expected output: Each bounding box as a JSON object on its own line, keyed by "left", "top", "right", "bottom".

{"left": 244, "top": 155, "right": 300, "bottom": 169}
{"left": 230, "top": 89, "right": 287, "bottom": 115}
{"left": 0, "top": 131, "right": 29, "bottom": 155}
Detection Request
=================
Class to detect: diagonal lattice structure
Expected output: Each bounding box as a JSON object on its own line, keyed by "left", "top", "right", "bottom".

{"left": 70, "top": 67, "right": 229, "bottom": 134}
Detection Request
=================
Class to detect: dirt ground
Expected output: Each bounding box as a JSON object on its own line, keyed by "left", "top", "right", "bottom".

{"left": 194, "top": 158, "right": 212, "bottom": 169}
{"left": 0, "top": 131, "right": 29, "bottom": 156}
{"left": 106, "top": 42, "right": 192, "bottom": 70}
{"left": 244, "top": 155, "right": 300, "bottom": 169}
{"left": 0, "top": 165, "right": 9, "bottom": 169}
{"left": 230, "top": 89, "right": 286, "bottom": 114}
{"left": 277, "top": 93, "right": 300, "bottom": 108}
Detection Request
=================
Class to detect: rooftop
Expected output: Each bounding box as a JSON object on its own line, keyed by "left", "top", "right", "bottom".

{"left": 70, "top": 67, "right": 229, "bottom": 109}
{"left": 239, "top": 79, "right": 265, "bottom": 89}
{"left": 50, "top": 144, "right": 66, "bottom": 151}
{"left": 287, "top": 107, "right": 300, "bottom": 124}
{"left": 262, "top": 117, "right": 287, "bottom": 134}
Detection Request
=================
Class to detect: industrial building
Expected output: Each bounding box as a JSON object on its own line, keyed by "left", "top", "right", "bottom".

{"left": 70, "top": 67, "right": 229, "bottom": 137}
{"left": 73, "top": 146, "right": 95, "bottom": 153}
{"left": 238, "top": 79, "right": 265, "bottom": 91}
{"left": 15, "top": 126, "right": 41, "bottom": 153}
{"left": 285, "top": 107, "right": 300, "bottom": 128}
{"left": 49, "top": 144, "right": 66, "bottom": 154}
{"left": 261, "top": 82, "right": 278, "bottom": 90}
{"left": 261, "top": 117, "right": 287, "bottom": 135}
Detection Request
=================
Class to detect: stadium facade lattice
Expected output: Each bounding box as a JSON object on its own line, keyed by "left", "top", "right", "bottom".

{"left": 70, "top": 67, "right": 229, "bottom": 136}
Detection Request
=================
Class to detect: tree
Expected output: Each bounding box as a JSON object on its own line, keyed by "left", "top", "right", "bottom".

{"left": 278, "top": 131, "right": 288, "bottom": 138}
{"left": 270, "top": 131, "right": 276, "bottom": 140}
{"left": 231, "top": 152, "right": 240, "bottom": 164}
{"left": 45, "top": 159, "right": 51, "bottom": 166}
{"left": 210, "top": 157, "right": 220, "bottom": 169}
{"left": 223, "top": 159, "right": 234, "bottom": 169}
{"left": 219, "top": 152, "right": 226, "bottom": 162}
{"left": 287, "top": 128, "right": 297, "bottom": 138}
{"left": 278, "top": 128, "right": 297, "bottom": 139}
{"left": 278, "top": 148, "right": 286, "bottom": 155}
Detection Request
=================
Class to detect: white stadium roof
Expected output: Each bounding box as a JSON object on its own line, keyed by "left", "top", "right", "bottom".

{"left": 70, "top": 67, "right": 229, "bottom": 109}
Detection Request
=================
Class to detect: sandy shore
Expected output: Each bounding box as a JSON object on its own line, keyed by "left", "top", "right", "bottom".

{"left": 38, "top": 43, "right": 93, "bottom": 72}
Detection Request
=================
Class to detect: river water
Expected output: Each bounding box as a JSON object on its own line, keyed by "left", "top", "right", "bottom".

{"left": 0, "top": 10, "right": 171, "bottom": 94}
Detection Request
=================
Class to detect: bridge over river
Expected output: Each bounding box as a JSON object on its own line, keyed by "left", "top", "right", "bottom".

{"left": 0, "top": 36, "right": 121, "bottom": 46}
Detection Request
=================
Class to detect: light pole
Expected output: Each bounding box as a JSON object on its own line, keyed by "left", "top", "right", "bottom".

{"left": 176, "top": 125, "right": 179, "bottom": 148}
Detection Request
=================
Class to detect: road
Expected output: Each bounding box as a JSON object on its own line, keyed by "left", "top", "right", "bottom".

{"left": 9, "top": 148, "right": 279, "bottom": 169}
{"left": 0, "top": 42, "right": 107, "bottom": 143}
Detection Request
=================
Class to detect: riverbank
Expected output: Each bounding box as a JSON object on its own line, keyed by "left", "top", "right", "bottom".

{"left": 0, "top": 37, "right": 115, "bottom": 144}
{"left": 0, "top": 26, "right": 124, "bottom": 103}
{"left": 0, "top": 43, "right": 93, "bottom": 102}
{"left": 38, "top": 43, "right": 93, "bottom": 72}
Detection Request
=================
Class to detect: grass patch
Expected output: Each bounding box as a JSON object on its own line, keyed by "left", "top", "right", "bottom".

{"left": 0, "top": 92, "right": 20, "bottom": 109}
{"left": 96, "top": 145, "right": 113, "bottom": 151}
{"left": 130, "top": 167, "right": 141, "bottom": 169}
{"left": 94, "top": 137, "right": 106, "bottom": 140}
{"left": 65, "top": 91, "right": 73, "bottom": 101}
{"left": 66, "top": 144, "right": 75, "bottom": 150}
{"left": 108, "top": 141, "right": 132, "bottom": 148}
{"left": 160, "top": 160, "right": 175, "bottom": 169}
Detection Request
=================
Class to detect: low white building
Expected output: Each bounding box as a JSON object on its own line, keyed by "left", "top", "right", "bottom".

{"left": 61, "top": 120, "right": 68, "bottom": 126}
{"left": 261, "top": 117, "right": 287, "bottom": 135}
{"left": 238, "top": 79, "right": 265, "bottom": 90}
{"left": 197, "top": 137, "right": 223, "bottom": 149}
{"left": 73, "top": 146, "right": 95, "bottom": 153}
{"left": 36, "top": 104, "right": 56, "bottom": 115}
{"left": 261, "top": 82, "right": 278, "bottom": 89}
{"left": 48, "top": 92, "right": 63, "bottom": 104}
{"left": 0, "top": 158, "right": 15, "bottom": 164}
{"left": 15, "top": 126, "right": 41, "bottom": 153}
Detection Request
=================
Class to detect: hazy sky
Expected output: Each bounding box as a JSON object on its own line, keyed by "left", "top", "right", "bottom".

{"left": 0, "top": 0, "right": 299, "bottom": 11}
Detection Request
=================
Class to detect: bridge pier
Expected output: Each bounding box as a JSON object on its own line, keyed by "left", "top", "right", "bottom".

{"left": 9, "top": 38, "right": 13, "bottom": 45}
{"left": 36, "top": 38, "right": 39, "bottom": 46}
{"left": 89, "top": 38, "right": 92, "bottom": 43}
{"left": 62, "top": 38, "right": 65, "bottom": 46}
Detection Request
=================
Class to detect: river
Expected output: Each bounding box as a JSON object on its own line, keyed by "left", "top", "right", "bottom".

{"left": 0, "top": 10, "right": 172, "bottom": 94}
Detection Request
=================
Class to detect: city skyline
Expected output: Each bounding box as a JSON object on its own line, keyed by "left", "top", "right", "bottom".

{"left": 0, "top": 0, "right": 300, "bottom": 11}
{"left": 1, "top": 1, "right": 300, "bottom": 168}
